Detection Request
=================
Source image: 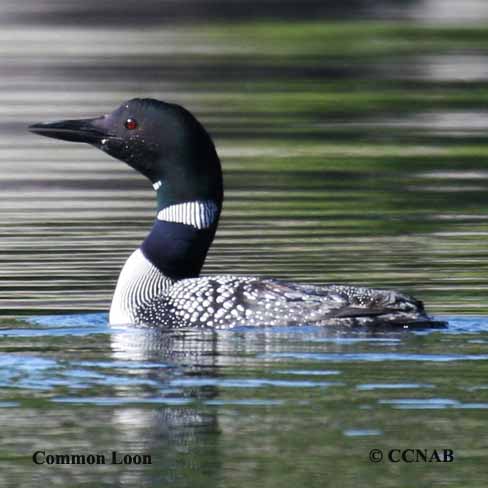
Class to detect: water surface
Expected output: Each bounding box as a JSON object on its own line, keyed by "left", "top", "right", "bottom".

{"left": 1, "top": 1, "right": 488, "bottom": 486}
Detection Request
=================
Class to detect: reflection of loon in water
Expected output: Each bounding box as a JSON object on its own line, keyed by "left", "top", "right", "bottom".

{"left": 30, "top": 98, "right": 443, "bottom": 328}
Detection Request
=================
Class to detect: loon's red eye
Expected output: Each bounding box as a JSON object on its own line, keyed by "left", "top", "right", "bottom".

{"left": 125, "top": 118, "right": 138, "bottom": 130}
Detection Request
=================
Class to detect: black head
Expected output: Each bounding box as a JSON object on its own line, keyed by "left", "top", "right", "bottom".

{"left": 29, "top": 98, "right": 223, "bottom": 207}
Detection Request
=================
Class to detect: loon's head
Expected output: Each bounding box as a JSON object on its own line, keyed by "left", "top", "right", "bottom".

{"left": 29, "top": 98, "right": 223, "bottom": 209}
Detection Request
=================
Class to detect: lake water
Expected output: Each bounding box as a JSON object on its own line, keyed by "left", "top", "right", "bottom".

{"left": 1, "top": 2, "right": 488, "bottom": 486}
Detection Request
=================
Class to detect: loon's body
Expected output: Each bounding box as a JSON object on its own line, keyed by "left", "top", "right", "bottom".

{"left": 30, "top": 98, "right": 439, "bottom": 328}
{"left": 110, "top": 249, "right": 425, "bottom": 327}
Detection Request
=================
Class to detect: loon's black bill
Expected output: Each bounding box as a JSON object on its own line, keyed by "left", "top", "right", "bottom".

{"left": 29, "top": 117, "right": 106, "bottom": 144}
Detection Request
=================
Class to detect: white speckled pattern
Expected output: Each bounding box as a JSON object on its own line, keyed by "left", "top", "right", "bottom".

{"left": 125, "top": 273, "right": 426, "bottom": 328}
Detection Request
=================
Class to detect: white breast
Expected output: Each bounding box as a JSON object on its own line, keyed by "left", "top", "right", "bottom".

{"left": 109, "top": 248, "right": 172, "bottom": 325}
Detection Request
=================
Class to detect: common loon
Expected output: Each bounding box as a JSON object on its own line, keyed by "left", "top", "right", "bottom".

{"left": 30, "top": 98, "right": 441, "bottom": 328}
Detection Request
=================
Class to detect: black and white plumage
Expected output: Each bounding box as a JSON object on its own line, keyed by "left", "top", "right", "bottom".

{"left": 111, "top": 240, "right": 429, "bottom": 328}
{"left": 135, "top": 272, "right": 430, "bottom": 329}
{"left": 157, "top": 200, "right": 219, "bottom": 230}
{"left": 29, "top": 98, "right": 444, "bottom": 329}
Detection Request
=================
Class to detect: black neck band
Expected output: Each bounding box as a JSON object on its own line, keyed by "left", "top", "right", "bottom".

{"left": 141, "top": 220, "right": 216, "bottom": 280}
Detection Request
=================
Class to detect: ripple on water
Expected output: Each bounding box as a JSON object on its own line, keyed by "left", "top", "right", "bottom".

{"left": 0, "top": 355, "right": 60, "bottom": 390}
{"left": 170, "top": 378, "right": 343, "bottom": 388}
{"left": 379, "top": 398, "right": 488, "bottom": 410}
{"left": 204, "top": 399, "right": 285, "bottom": 406}
{"left": 263, "top": 352, "right": 488, "bottom": 362}
{"left": 356, "top": 383, "right": 435, "bottom": 390}
{"left": 343, "top": 429, "right": 383, "bottom": 437}
{"left": 2, "top": 313, "right": 111, "bottom": 337}
{"left": 308, "top": 337, "right": 401, "bottom": 344}
{"left": 52, "top": 397, "right": 193, "bottom": 406}
{"left": 273, "top": 369, "right": 342, "bottom": 376}
{"left": 0, "top": 401, "right": 20, "bottom": 408}
{"left": 25, "top": 313, "right": 109, "bottom": 327}
{"left": 413, "top": 317, "right": 488, "bottom": 335}
{"left": 1, "top": 314, "right": 487, "bottom": 411}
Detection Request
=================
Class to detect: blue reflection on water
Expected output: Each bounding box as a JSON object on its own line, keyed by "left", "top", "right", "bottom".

{"left": 0, "top": 313, "right": 486, "bottom": 408}
{"left": 3, "top": 313, "right": 111, "bottom": 336}
{"left": 170, "top": 377, "right": 343, "bottom": 388}
{"left": 356, "top": 383, "right": 435, "bottom": 390}
{"left": 343, "top": 429, "right": 383, "bottom": 437}
{"left": 378, "top": 398, "right": 488, "bottom": 410}
{"left": 264, "top": 352, "right": 488, "bottom": 361}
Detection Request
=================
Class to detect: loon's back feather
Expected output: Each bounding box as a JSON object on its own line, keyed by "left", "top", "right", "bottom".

{"left": 133, "top": 273, "right": 428, "bottom": 328}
